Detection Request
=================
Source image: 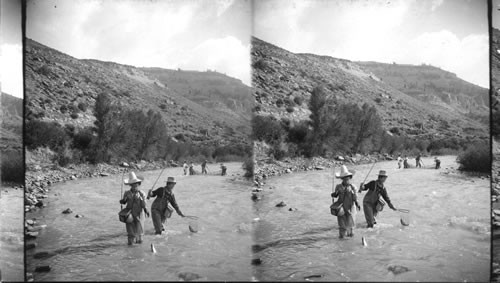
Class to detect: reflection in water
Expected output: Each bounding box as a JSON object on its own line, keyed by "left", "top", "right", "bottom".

{"left": 253, "top": 156, "right": 490, "bottom": 282}
{"left": 26, "top": 163, "right": 252, "bottom": 281}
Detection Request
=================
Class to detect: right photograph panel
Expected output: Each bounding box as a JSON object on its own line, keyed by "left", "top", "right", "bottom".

{"left": 251, "top": 0, "right": 490, "bottom": 281}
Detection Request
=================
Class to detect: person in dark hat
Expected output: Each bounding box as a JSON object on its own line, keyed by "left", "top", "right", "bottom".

{"left": 331, "top": 165, "right": 361, "bottom": 238}
{"left": 147, "top": 177, "right": 185, "bottom": 235}
{"left": 201, "top": 160, "right": 208, "bottom": 174}
{"left": 119, "top": 172, "right": 149, "bottom": 245}
{"left": 359, "top": 170, "right": 397, "bottom": 228}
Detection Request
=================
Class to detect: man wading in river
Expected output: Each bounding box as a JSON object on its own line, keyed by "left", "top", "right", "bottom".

{"left": 147, "top": 177, "right": 185, "bottom": 235}
{"left": 359, "top": 170, "right": 397, "bottom": 228}
{"left": 120, "top": 172, "right": 150, "bottom": 245}
{"left": 331, "top": 166, "right": 361, "bottom": 238}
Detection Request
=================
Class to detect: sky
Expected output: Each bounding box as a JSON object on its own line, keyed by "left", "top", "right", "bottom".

{"left": 27, "top": 0, "right": 252, "bottom": 85}
{"left": 494, "top": 0, "right": 500, "bottom": 28}
{"left": 1, "top": 0, "right": 23, "bottom": 98}
{"left": 255, "top": 0, "right": 489, "bottom": 88}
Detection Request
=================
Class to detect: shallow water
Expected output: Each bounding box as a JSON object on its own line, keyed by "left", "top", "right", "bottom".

{"left": 0, "top": 187, "right": 24, "bottom": 282}
{"left": 253, "top": 156, "right": 490, "bottom": 282}
{"left": 26, "top": 163, "right": 253, "bottom": 281}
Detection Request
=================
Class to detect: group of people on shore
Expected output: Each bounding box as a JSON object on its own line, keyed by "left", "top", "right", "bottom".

{"left": 182, "top": 160, "right": 227, "bottom": 176}
{"left": 119, "top": 172, "right": 186, "bottom": 245}
{"left": 396, "top": 154, "right": 441, "bottom": 169}
{"left": 331, "top": 165, "right": 397, "bottom": 238}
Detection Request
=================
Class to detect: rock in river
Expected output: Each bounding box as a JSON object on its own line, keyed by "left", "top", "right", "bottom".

{"left": 62, "top": 208, "right": 73, "bottom": 214}
{"left": 388, "top": 265, "right": 410, "bottom": 275}
{"left": 276, "top": 201, "right": 287, "bottom": 207}
{"left": 178, "top": 271, "right": 201, "bottom": 281}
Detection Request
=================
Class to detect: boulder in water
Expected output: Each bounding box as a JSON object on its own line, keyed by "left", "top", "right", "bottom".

{"left": 178, "top": 271, "right": 202, "bottom": 281}
{"left": 26, "top": 232, "right": 39, "bottom": 239}
{"left": 26, "top": 243, "right": 37, "bottom": 250}
{"left": 388, "top": 265, "right": 410, "bottom": 275}
{"left": 75, "top": 214, "right": 84, "bottom": 218}
{"left": 34, "top": 251, "right": 51, "bottom": 259}
{"left": 276, "top": 201, "right": 287, "bottom": 207}
{"left": 188, "top": 225, "right": 198, "bottom": 233}
{"left": 62, "top": 208, "right": 73, "bottom": 214}
{"left": 34, "top": 265, "right": 51, "bottom": 273}
{"left": 251, "top": 258, "right": 262, "bottom": 265}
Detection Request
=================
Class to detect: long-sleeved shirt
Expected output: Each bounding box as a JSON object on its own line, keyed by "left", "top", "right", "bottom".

{"left": 331, "top": 183, "right": 359, "bottom": 214}
{"left": 120, "top": 189, "right": 147, "bottom": 218}
{"left": 360, "top": 180, "right": 395, "bottom": 209}
{"left": 148, "top": 187, "right": 183, "bottom": 216}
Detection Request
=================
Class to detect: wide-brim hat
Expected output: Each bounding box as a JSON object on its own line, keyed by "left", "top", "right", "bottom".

{"left": 166, "top": 177, "right": 176, "bottom": 184}
{"left": 124, "top": 171, "right": 144, "bottom": 185}
{"left": 335, "top": 165, "right": 355, "bottom": 179}
{"left": 377, "top": 170, "right": 388, "bottom": 177}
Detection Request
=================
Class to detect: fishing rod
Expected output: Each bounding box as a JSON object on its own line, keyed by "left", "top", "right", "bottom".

{"left": 120, "top": 164, "right": 130, "bottom": 209}
{"left": 147, "top": 166, "right": 167, "bottom": 200}
{"left": 358, "top": 161, "right": 377, "bottom": 193}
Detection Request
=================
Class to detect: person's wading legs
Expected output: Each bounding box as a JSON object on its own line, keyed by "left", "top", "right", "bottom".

{"left": 152, "top": 208, "right": 163, "bottom": 234}
{"left": 126, "top": 222, "right": 135, "bottom": 245}
{"left": 337, "top": 215, "right": 347, "bottom": 238}
{"left": 363, "top": 202, "right": 376, "bottom": 228}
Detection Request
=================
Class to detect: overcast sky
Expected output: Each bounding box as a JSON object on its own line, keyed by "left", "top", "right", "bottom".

{"left": 1, "top": 0, "right": 23, "bottom": 98}
{"left": 27, "top": 0, "right": 252, "bottom": 86}
{"left": 255, "top": 0, "right": 489, "bottom": 88}
{"left": 494, "top": 0, "right": 500, "bottom": 29}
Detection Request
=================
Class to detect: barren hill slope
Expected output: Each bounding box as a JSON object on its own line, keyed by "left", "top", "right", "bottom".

{"left": 252, "top": 36, "right": 487, "bottom": 140}
{"left": 25, "top": 38, "right": 252, "bottom": 147}
{"left": 0, "top": 92, "right": 22, "bottom": 150}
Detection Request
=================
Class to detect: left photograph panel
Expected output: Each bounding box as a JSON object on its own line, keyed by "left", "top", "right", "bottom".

{"left": 0, "top": 0, "right": 25, "bottom": 281}
{"left": 24, "top": 0, "right": 254, "bottom": 281}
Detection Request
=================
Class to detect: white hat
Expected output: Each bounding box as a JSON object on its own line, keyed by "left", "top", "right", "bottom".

{"left": 335, "top": 165, "right": 355, "bottom": 178}
{"left": 166, "top": 177, "right": 176, "bottom": 184}
{"left": 124, "top": 171, "right": 144, "bottom": 185}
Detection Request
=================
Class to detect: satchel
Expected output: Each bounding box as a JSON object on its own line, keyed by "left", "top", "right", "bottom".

{"left": 376, "top": 198, "right": 385, "bottom": 212}
{"left": 118, "top": 207, "right": 134, "bottom": 223}
{"left": 164, "top": 205, "right": 173, "bottom": 219}
{"left": 330, "top": 202, "right": 344, "bottom": 216}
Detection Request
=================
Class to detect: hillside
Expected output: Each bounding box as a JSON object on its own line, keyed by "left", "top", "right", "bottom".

{"left": 493, "top": 28, "right": 500, "bottom": 116}
{"left": 252, "top": 36, "right": 487, "bottom": 140}
{"left": 0, "top": 92, "right": 22, "bottom": 150}
{"left": 357, "top": 61, "right": 488, "bottom": 117}
{"left": 25, "top": 38, "right": 252, "bottom": 148}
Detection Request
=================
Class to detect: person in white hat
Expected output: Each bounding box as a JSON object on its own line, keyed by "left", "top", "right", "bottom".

{"left": 119, "top": 172, "right": 149, "bottom": 245}
{"left": 147, "top": 176, "right": 185, "bottom": 235}
{"left": 359, "top": 170, "right": 397, "bottom": 228}
{"left": 331, "top": 165, "right": 361, "bottom": 239}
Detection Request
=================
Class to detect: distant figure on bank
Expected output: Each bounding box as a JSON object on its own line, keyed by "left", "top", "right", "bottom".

{"left": 397, "top": 154, "right": 403, "bottom": 169}
{"left": 331, "top": 165, "right": 360, "bottom": 238}
{"left": 189, "top": 162, "right": 195, "bottom": 175}
{"left": 359, "top": 170, "right": 397, "bottom": 228}
{"left": 434, "top": 157, "right": 441, "bottom": 169}
{"left": 201, "top": 160, "right": 208, "bottom": 174}
{"left": 403, "top": 156, "right": 409, "bottom": 169}
{"left": 120, "top": 172, "right": 149, "bottom": 245}
{"left": 416, "top": 153, "right": 422, "bottom": 168}
{"left": 220, "top": 163, "right": 227, "bottom": 176}
{"left": 147, "top": 177, "right": 185, "bottom": 235}
{"left": 183, "top": 161, "right": 188, "bottom": 176}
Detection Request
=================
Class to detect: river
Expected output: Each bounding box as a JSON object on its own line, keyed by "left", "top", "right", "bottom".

{"left": 0, "top": 187, "right": 24, "bottom": 282}
{"left": 252, "top": 156, "right": 490, "bottom": 282}
{"left": 26, "top": 162, "right": 253, "bottom": 281}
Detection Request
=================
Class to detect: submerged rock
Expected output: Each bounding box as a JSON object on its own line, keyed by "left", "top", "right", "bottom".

{"left": 388, "top": 265, "right": 410, "bottom": 275}
{"left": 62, "top": 208, "right": 73, "bottom": 214}
{"left": 178, "top": 271, "right": 202, "bottom": 281}
{"left": 276, "top": 201, "right": 287, "bottom": 207}
{"left": 251, "top": 258, "right": 262, "bottom": 265}
{"left": 34, "top": 265, "right": 51, "bottom": 273}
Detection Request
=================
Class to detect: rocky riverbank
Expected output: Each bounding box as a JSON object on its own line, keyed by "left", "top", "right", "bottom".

{"left": 253, "top": 153, "right": 395, "bottom": 187}
{"left": 24, "top": 160, "right": 177, "bottom": 213}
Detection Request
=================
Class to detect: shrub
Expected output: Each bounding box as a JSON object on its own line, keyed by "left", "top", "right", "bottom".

{"left": 26, "top": 120, "right": 70, "bottom": 151}
{"left": 456, "top": 142, "right": 490, "bottom": 173}
{"left": 1, "top": 149, "right": 24, "bottom": 184}
{"left": 286, "top": 106, "right": 294, "bottom": 113}
{"left": 276, "top": 98, "right": 284, "bottom": 108}
{"left": 70, "top": 112, "right": 79, "bottom": 119}
{"left": 252, "top": 115, "right": 285, "bottom": 145}
{"left": 294, "top": 96, "right": 303, "bottom": 105}
{"left": 60, "top": 105, "right": 68, "bottom": 114}
{"left": 242, "top": 157, "right": 253, "bottom": 178}
{"left": 77, "top": 102, "right": 88, "bottom": 112}
{"left": 253, "top": 59, "right": 267, "bottom": 70}
{"left": 374, "top": 97, "right": 382, "bottom": 103}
